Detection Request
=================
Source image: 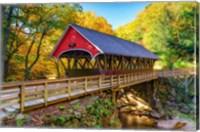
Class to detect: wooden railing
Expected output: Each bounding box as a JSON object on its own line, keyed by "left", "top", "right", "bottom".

{"left": 157, "top": 68, "right": 195, "bottom": 77}
{"left": 0, "top": 68, "right": 195, "bottom": 113}
{"left": 1, "top": 71, "right": 157, "bottom": 113}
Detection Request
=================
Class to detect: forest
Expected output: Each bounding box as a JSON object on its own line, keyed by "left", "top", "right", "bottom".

{"left": 2, "top": 2, "right": 197, "bottom": 82}
{"left": 1, "top": 2, "right": 198, "bottom": 130}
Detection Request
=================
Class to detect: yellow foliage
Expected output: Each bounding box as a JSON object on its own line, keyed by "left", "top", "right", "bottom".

{"left": 75, "top": 11, "right": 113, "bottom": 35}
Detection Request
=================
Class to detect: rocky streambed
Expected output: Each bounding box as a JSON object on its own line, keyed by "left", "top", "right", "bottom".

{"left": 116, "top": 88, "right": 196, "bottom": 130}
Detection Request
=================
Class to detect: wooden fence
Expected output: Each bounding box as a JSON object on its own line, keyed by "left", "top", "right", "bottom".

{"left": 0, "top": 68, "right": 195, "bottom": 113}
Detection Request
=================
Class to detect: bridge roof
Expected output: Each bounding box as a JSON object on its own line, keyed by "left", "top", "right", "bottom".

{"left": 51, "top": 24, "right": 159, "bottom": 60}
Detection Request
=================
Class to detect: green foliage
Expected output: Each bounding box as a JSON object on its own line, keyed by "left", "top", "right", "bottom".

{"left": 109, "top": 118, "right": 121, "bottom": 128}
{"left": 15, "top": 114, "right": 30, "bottom": 127}
{"left": 167, "top": 76, "right": 194, "bottom": 104}
{"left": 87, "top": 99, "right": 111, "bottom": 118}
{"left": 41, "top": 95, "right": 119, "bottom": 128}
{"left": 71, "top": 104, "right": 81, "bottom": 110}
{"left": 54, "top": 115, "right": 66, "bottom": 126}
{"left": 105, "top": 99, "right": 112, "bottom": 108}
{"left": 115, "top": 2, "right": 197, "bottom": 69}
{"left": 174, "top": 110, "right": 195, "bottom": 122}
{"left": 160, "top": 76, "right": 195, "bottom": 121}
{"left": 58, "top": 105, "right": 65, "bottom": 111}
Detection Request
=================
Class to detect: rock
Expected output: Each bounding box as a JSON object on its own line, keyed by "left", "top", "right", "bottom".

{"left": 155, "top": 99, "right": 165, "bottom": 116}
{"left": 180, "top": 106, "right": 190, "bottom": 114}
{"left": 168, "top": 95, "right": 176, "bottom": 101}
{"left": 149, "top": 110, "right": 161, "bottom": 119}
{"left": 166, "top": 101, "right": 177, "bottom": 107}
{"left": 170, "top": 88, "right": 176, "bottom": 97}
{"left": 117, "top": 90, "right": 124, "bottom": 99}
{"left": 69, "top": 99, "right": 80, "bottom": 105}
{"left": 172, "top": 121, "right": 187, "bottom": 129}
{"left": 120, "top": 106, "right": 133, "bottom": 112}
{"left": 157, "top": 119, "right": 196, "bottom": 130}
{"left": 119, "top": 112, "right": 157, "bottom": 128}
{"left": 192, "top": 97, "right": 196, "bottom": 103}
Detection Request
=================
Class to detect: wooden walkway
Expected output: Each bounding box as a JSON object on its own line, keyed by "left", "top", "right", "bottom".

{"left": 0, "top": 68, "right": 195, "bottom": 118}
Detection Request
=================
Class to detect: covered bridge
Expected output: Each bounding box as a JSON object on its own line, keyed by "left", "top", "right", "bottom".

{"left": 51, "top": 24, "right": 159, "bottom": 77}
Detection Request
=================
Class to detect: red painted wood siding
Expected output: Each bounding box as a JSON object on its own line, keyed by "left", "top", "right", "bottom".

{"left": 52, "top": 26, "right": 101, "bottom": 59}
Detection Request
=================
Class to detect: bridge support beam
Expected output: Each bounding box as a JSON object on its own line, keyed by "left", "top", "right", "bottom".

{"left": 111, "top": 90, "right": 117, "bottom": 104}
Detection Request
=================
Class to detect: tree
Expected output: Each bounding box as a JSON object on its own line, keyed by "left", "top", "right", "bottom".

{"left": 2, "top": 6, "right": 27, "bottom": 80}
{"left": 76, "top": 11, "right": 113, "bottom": 35}
{"left": 115, "top": 2, "right": 197, "bottom": 69}
{"left": 2, "top": 4, "right": 82, "bottom": 81}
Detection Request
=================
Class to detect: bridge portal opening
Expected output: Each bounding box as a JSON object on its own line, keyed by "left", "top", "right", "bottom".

{"left": 59, "top": 49, "right": 156, "bottom": 77}
{"left": 59, "top": 50, "right": 103, "bottom": 77}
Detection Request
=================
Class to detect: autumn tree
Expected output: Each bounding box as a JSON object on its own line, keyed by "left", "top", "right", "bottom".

{"left": 76, "top": 11, "right": 113, "bottom": 35}
{"left": 115, "top": 2, "right": 197, "bottom": 69}
{"left": 2, "top": 4, "right": 82, "bottom": 81}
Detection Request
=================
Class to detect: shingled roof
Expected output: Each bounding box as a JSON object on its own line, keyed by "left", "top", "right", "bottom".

{"left": 69, "top": 24, "right": 159, "bottom": 60}
{"left": 52, "top": 24, "right": 159, "bottom": 60}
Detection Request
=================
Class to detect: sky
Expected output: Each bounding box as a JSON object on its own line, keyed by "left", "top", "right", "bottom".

{"left": 80, "top": 2, "right": 151, "bottom": 29}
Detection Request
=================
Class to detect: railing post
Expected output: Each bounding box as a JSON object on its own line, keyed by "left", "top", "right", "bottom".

{"left": 127, "top": 74, "right": 129, "bottom": 83}
{"left": 20, "top": 84, "right": 25, "bottom": 113}
{"left": 135, "top": 73, "right": 137, "bottom": 81}
{"left": 68, "top": 80, "right": 71, "bottom": 98}
{"left": 130, "top": 73, "right": 132, "bottom": 82}
{"left": 99, "top": 76, "right": 102, "bottom": 89}
{"left": 138, "top": 73, "right": 140, "bottom": 80}
{"left": 146, "top": 72, "right": 147, "bottom": 79}
{"left": 44, "top": 82, "right": 48, "bottom": 106}
{"left": 111, "top": 75, "right": 113, "bottom": 86}
{"left": 85, "top": 78, "right": 88, "bottom": 92}
{"left": 124, "top": 74, "right": 126, "bottom": 84}
{"left": 140, "top": 73, "right": 141, "bottom": 80}
{"left": 118, "top": 75, "right": 120, "bottom": 85}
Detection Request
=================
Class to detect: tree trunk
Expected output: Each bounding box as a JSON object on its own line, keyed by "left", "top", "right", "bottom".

{"left": 24, "top": 68, "right": 30, "bottom": 81}
{"left": 24, "top": 29, "right": 46, "bottom": 81}
{"left": 3, "top": 57, "right": 11, "bottom": 81}
{"left": 2, "top": 6, "right": 14, "bottom": 81}
{"left": 55, "top": 60, "right": 60, "bottom": 79}
{"left": 3, "top": 6, "right": 13, "bottom": 53}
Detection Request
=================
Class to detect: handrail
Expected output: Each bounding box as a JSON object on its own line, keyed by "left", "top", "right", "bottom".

{"left": 0, "top": 68, "right": 194, "bottom": 113}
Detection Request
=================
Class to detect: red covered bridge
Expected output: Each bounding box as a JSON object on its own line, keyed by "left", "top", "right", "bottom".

{"left": 51, "top": 24, "right": 159, "bottom": 77}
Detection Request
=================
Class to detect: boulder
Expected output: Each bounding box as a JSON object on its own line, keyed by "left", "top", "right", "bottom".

{"left": 180, "top": 106, "right": 190, "bottom": 114}
{"left": 149, "top": 110, "right": 161, "bottom": 119}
